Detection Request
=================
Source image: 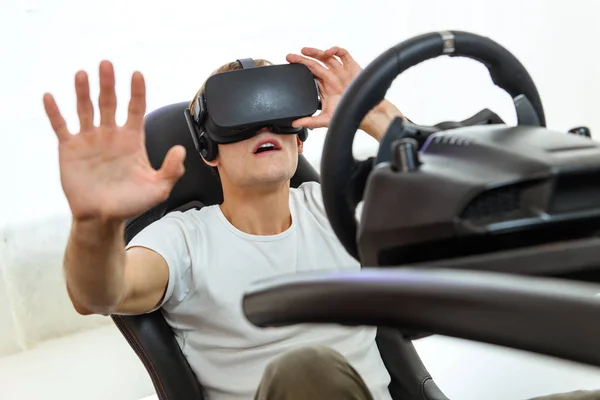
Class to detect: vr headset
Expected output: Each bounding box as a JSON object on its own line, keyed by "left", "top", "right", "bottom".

{"left": 184, "top": 58, "right": 321, "bottom": 161}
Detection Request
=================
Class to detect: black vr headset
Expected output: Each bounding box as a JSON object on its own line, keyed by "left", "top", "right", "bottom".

{"left": 184, "top": 58, "right": 322, "bottom": 161}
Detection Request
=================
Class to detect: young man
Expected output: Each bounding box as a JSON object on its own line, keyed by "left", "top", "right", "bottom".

{"left": 43, "top": 46, "right": 405, "bottom": 400}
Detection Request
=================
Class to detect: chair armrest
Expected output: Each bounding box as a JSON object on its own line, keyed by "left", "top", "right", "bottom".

{"left": 112, "top": 311, "right": 205, "bottom": 400}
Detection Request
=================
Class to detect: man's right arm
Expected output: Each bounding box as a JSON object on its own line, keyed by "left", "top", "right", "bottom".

{"left": 44, "top": 60, "right": 188, "bottom": 317}
{"left": 64, "top": 218, "right": 169, "bottom": 316}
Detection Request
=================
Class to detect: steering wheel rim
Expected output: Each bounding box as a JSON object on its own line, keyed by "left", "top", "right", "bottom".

{"left": 321, "top": 30, "right": 546, "bottom": 261}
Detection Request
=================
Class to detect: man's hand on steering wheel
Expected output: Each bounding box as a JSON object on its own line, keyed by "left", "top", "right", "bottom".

{"left": 286, "top": 46, "right": 405, "bottom": 140}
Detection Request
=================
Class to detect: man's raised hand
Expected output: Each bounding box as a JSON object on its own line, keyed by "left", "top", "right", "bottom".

{"left": 43, "top": 61, "right": 186, "bottom": 222}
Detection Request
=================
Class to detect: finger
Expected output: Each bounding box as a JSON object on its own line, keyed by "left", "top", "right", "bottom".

{"left": 301, "top": 47, "right": 343, "bottom": 71}
{"left": 292, "top": 114, "right": 329, "bottom": 130}
{"left": 75, "top": 71, "right": 95, "bottom": 132}
{"left": 124, "top": 71, "right": 146, "bottom": 131}
{"left": 325, "top": 46, "right": 357, "bottom": 66}
{"left": 98, "top": 60, "right": 117, "bottom": 126}
{"left": 158, "top": 145, "right": 186, "bottom": 183}
{"left": 286, "top": 53, "right": 335, "bottom": 82}
{"left": 42, "top": 93, "right": 72, "bottom": 142}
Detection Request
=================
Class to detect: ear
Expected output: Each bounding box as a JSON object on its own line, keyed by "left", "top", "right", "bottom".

{"left": 296, "top": 136, "right": 304, "bottom": 155}
{"left": 200, "top": 153, "right": 219, "bottom": 167}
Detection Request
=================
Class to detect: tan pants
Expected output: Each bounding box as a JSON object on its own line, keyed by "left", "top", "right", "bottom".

{"left": 255, "top": 346, "right": 373, "bottom": 400}
{"left": 254, "top": 345, "right": 600, "bottom": 400}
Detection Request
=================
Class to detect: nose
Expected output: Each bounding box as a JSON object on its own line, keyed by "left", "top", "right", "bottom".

{"left": 257, "top": 127, "right": 275, "bottom": 135}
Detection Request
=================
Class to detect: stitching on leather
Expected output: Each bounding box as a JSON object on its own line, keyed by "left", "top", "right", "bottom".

{"left": 119, "top": 202, "right": 204, "bottom": 399}
{"left": 114, "top": 316, "right": 168, "bottom": 399}
{"left": 122, "top": 322, "right": 168, "bottom": 399}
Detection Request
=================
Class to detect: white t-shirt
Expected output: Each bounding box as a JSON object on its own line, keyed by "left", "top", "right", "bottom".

{"left": 126, "top": 181, "right": 392, "bottom": 400}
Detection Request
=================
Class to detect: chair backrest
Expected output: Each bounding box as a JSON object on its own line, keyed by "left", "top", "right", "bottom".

{"left": 110, "top": 101, "right": 319, "bottom": 400}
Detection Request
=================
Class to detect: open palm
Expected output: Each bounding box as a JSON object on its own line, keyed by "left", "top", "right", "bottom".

{"left": 43, "top": 61, "right": 186, "bottom": 221}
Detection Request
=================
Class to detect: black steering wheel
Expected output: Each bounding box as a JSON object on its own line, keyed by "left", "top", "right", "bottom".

{"left": 321, "top": 30, "right": 547, "bottom": 261}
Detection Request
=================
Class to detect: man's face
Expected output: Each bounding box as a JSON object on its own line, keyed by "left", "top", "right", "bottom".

{"left": 210, "top": 128, "right": 303, "bottom": 189}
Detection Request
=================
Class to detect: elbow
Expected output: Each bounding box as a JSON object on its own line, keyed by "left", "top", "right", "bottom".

{"left": 71, "top": 300, "right": 117, "bottom": 316}
{"left": 72, "top": 301, "right": 94, "bottom": 315}
{"left": 66, "top": 284, "right": 119, "bottom": 316}
{"left": 67, "top": 284, "right": 94, "bottom": 315}
{"left": 69, "top": 297, "right": 111, "bottom": 316}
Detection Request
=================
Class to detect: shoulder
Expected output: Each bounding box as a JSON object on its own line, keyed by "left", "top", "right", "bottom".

{"left": 163, "top": 205, "right": 217, "bottom": 227}
{"left": 290, "top": 181, "right": 337, "bottom": 232}
{"left": 127, "top": 205, "right": 219, "bottom": 248}
{"left": 291, "top": 180, "right": 322, "bottom": 199}
{"left": 290, "top": 181, "right": 324, "bottom": 213}
{"left": 124, "top": 205, "right": 220, "bottom": 310}
{"left": 165, "top": 204, "right": 222, "bottom": 227}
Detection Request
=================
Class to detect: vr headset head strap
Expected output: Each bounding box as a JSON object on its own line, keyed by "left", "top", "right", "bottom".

{"left": 236, "top": 58, "right": 258, "bottom": 69}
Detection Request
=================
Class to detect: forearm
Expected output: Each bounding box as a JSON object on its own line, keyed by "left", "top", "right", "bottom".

{"left": 361, "top": 100, "right": 406, "bottom": 142}
{"left": 64, "top": 218, "right": 127, "bottom": 315}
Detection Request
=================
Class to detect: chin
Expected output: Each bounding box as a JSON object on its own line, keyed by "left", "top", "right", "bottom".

{"left": 250, "top": 166, "right": 295, "bottom": 187}
{"left": 258, "top": 156, "right": 295, "bottom": 175}
{"left": 257, "top": 171, "right": 294, "bottom": 186}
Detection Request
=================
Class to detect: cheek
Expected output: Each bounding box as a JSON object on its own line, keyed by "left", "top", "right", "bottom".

{"left": 218, "top": 143, "right": 248, "bottom": 169}
{"left": 284, "top": 135, "right": 300, "bottom": 152}
{"left": 283, "top": 137, "right": 301, "bottom": 161}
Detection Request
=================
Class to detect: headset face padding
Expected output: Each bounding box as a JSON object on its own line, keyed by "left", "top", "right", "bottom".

{"left": 201, "top": 128, "right": 308, "bottom": 162}
{"left": 185, "top": 106, "right": 309, "bottom": 163}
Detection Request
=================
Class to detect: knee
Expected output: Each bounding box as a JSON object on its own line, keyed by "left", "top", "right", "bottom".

{"left": 263, "top": 345, "right": 359, "bottom": 388}
{"left": 258, "top": 346, "right": 373, "bottom": 399}
{"left": 266, "top": 345, "right": 344, "bottom": 374}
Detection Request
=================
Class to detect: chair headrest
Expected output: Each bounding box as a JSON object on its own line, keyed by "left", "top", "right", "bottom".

{"left": 125, "top": 101, "right": 320, "bottom": 243}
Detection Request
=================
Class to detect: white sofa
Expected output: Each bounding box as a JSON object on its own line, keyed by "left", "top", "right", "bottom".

{"left": 0, "top": 214, "right": 156, "bottom": 400}
{"left": 1, "top": 148, "right": 599, "bottom": 400}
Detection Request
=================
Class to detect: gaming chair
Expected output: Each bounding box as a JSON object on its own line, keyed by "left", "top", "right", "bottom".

{"left": 110, "top": 101, "right": 448, "bottom": 400}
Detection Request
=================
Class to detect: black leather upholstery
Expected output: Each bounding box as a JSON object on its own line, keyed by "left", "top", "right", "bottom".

{"left": 110, "top": 101, "right": 447, "bottom": 400}
{"left": 377, "top": 328, "right": 448, "bottom": 400}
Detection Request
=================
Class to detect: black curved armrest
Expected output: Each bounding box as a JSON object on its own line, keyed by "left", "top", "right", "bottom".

{"left": 112, "top": 312, "right": 205, "bottom": 400}
{"left": 243, "top": 268, "right": 600, "bottom": 367}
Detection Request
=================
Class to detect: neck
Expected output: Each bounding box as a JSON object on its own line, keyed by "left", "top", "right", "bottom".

{"left": 219, "top": 181, "right": 292, "bottom": 236}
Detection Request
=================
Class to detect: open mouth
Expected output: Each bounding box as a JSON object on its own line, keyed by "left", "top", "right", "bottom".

{"left": 253, "top": 140, "right": 281, "bottom": 155}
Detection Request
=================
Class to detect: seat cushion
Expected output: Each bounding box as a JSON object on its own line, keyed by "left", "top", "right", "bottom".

{"left": 0, "top": 324, "right": 155, "bottom": 400}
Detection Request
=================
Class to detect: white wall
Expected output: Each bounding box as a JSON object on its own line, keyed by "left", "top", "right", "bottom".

{"left": 1, "top": 0, "right": 599, "bottom": 399}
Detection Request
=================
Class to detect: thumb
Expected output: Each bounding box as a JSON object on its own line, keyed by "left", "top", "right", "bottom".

{"left": 158, "top": 145, "right": 186, "bottom": 184}
{"left": 293, "top": 114, "right": 330, "bottom": 130}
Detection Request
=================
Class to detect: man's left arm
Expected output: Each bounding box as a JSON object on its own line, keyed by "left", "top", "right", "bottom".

{"left": 341, "top": 100, "right": 407, "bottom": 206}
{"left": 361, "top": 100, "right": 407, "bottom": 142}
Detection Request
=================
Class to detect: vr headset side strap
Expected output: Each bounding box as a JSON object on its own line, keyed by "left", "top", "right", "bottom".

{"left": 236, "top": 58, "right": 257, "bottom": 69}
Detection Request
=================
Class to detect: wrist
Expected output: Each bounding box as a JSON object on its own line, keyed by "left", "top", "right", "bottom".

{"left": 361, "top": 100, "right": 406, "bottom": 142}
{"left": 71, "top": 216, "right": 125, "bottom": 241}
{"left": 72, "top": 211, "right": 126, "bottom": 226}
